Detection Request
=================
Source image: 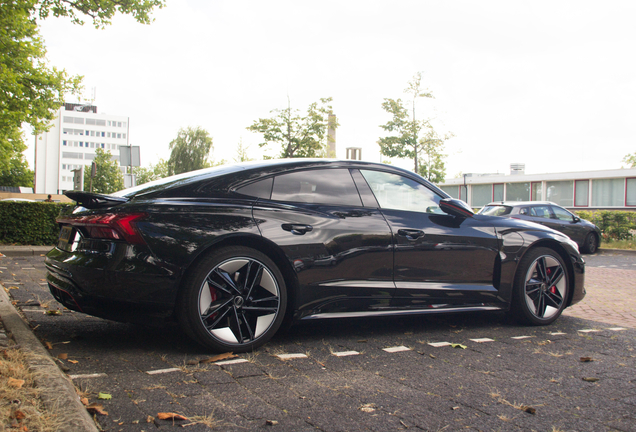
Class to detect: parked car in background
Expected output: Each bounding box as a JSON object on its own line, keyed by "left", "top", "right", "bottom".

{"left": 478, "top": 201, "right": 601, "bottom": 254}
{"left": 45, "top": 160, "right": 586, "bottom": 352}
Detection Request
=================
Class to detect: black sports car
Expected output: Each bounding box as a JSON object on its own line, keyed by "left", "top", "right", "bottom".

{"left": 46, "top": 159, "right": 585, "bottom": 352}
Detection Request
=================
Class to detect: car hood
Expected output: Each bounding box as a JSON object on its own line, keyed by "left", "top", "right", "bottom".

{"left": 474, "top": 214, "right": 569, "bottom": 238}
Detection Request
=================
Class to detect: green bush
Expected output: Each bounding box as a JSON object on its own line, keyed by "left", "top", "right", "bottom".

{"left": 575, "top": 210, "right": 636, "bottom": 241}
{"left": 0, "top": 202, "right": 72, "bottom": 245}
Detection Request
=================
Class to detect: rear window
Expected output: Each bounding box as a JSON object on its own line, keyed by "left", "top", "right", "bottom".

{"left": 271, "top": 169, "right": 362, "bottom": 206}
{"left": 480, "top": 205, "right": 512, "bottom": 216}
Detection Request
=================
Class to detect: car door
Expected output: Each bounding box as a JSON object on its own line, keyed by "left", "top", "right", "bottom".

{"left": 249, "top": 168, "right": 395, "bottom": 319}
{"left": 549, "top": 205, "right": 585, "bottom": 244}
{"left": 357, "top": 169, "right": 500, "bottom": 308}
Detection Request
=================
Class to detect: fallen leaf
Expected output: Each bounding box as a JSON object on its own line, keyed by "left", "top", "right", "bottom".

{"left": 200, "top": 352, "right": 237, "bottom": 364}
{"left": 451, "top": 406, "right": 460, "bottom": 410}
{"left": 8, "top": 378, "right": 25, "bottom": 388}
{"left": 80, "top": 398, "right": 89, "bottom": 406}
{"left": 8, "top": 286, "right": 19, "bottom": 290}
{"left": 86, "top": 403, "right": 108, "bottom": 415}
{"left": 522, "top": 406, "right": 536, "bottom": 414}
{"left": 266, "top": 420, "right": 279, "bottom": 425}
{"left": 157, "top": 412, "right": 188, "bottom": 421}
{"left": 12, "top": 410, "right": 26, "bottom": 420}
{"left": 146, "top": 415, "right": 154, "bottom": 423}
{"left": 97, "top": 392, "right": 112, "bottom": 400}
{"left": 451, "top": 343, "right": 467, "bottom": 349}
{"left": 46, "top": 310, "right": 61, "bottom": 316}
{"left": 580, "top": 357, "right": 594, "bottom": 362}
{"left": 57, "top": 353, "right": 68, "bottom": 360}
{"left": 44, "top": 342, "right": 53, "bottom": 350}
{"left": 582, "top": 377, "right": 599, "bottom": 382}
{"left": 429, "top": 354, "right": 436, "bottom": 359}
{"left": 68, "top": 359, "right": 79, "bottom": 364}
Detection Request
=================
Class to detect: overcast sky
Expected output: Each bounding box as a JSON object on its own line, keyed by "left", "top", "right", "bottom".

{"left": 28, "top": 0, "right": 636, "bottom": 179}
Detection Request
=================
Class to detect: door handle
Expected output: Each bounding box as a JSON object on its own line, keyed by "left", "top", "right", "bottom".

{"left": 397, "top": 229, "right": 424, "bottom": 240}
{"left": 282, "top": 224, "right": 313, "bottom": 235}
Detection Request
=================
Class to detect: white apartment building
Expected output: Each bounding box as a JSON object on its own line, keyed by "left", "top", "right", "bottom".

{"left": 35, "top": 103, "right": 129, "bottom": 194}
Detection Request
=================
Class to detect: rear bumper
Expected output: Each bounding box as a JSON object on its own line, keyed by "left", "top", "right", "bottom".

{"left": 45, "top": 244, "right": 180, "bottom": 324}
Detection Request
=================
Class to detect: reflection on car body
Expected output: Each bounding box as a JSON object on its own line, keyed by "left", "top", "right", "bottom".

{"left": 46, "top": 159, "right": 585, "bottom": 352}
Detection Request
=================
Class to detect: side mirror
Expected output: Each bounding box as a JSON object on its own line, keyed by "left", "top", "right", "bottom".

{"left": 439, "top": 198, "right": 474, "bottom": 218}
{"left": 573, "top": 216, "right": 580, "bottom": 222}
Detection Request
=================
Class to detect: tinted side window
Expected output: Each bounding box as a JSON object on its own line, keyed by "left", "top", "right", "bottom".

{"left": 551, "top": 206, "right": 574, "bottom": 221}
{"left": 271, "top": 169, "right": 362, "bottom": 206}
{"left": 530, "top": 206, "right": 552, "bottom": 219}
{"left": 236, "top": 178, "right": 273, "bottom": 199}
{"left": 360, "top": 170, "right": 441, "bottom": 213}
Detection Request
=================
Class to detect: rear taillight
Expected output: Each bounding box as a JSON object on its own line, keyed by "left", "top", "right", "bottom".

{"left": 58, "top": 213, "right": 147, "bottom": 244}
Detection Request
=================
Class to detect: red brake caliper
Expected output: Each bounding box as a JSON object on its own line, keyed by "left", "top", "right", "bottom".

{"left": 547, "top": 268, "right": 557, "bottom": 293}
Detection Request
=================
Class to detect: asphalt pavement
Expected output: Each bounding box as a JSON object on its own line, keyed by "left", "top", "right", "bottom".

{"left": 1, "top": 248, "right": 635, "bottom": 431}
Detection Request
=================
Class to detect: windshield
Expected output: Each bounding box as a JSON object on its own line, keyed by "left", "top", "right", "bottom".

{"left": 479, "top": 205, "right": 512, "bottom": 216}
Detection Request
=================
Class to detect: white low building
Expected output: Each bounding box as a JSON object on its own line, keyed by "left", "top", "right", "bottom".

{"left": 34, "top": 103, "right": 129, "bottom": 194}
{"left": 438, "top": 164, "right": 636, "bottom": 210}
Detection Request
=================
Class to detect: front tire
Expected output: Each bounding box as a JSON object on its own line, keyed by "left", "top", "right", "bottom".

{"left": 582, "top": 233, "right": 598, "bottom": 254}
{"left": 511, "top": 247, "right": 569, "bottom": 326}
{"left": 177, "top": 246, "right": 287, "bottom": 352}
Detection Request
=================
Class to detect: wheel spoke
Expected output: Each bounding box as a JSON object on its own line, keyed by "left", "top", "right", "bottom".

{"left": 201, "top": 298, "right": 233, "bottom": 321}
{"left": 242, "top": 306, "right": 279, "bottom": 313}
{"left": 250, "top": 295, "right": 280, "bottom": 304}
{"left": 214, "top": 269, "right": 242, "bottom": 295}
{"left": 244, "top": 262, "right": 263, "bottom": 300}
{"left": 547, "top": 266, "right": 564, "bottom": 287}
{"left": 203, "top": 305, "right": 232, "bottom": 331}
{"left": 232, "top": 306, "right": 245, "bottom": 343}
{"left": 523, "top": 253, "right": 567, "bottom": 320}
{"left": 241, "top": 310, "right": 255, "bottom": 341}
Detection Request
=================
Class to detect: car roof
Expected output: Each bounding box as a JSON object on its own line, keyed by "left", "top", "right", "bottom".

{"left": 113, "top": 158, "right": 449, "bottom": 200}
{"left": 484, "top": 201, "right": 560, "bottom": 207}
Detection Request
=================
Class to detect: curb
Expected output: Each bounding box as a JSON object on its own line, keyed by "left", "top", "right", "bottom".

{"left": 597, "top": 248, "right": 636, "bottom": 256}
{"left": 0, "top": 287, "right": 98, "bottom": 432}
{"left": 0, "top": 246, "right": 53, "bottom": 257}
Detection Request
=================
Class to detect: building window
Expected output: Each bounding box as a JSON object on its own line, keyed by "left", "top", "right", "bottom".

{"left": 574, "top": 180, "right": 589, "bottom": 207}
{"left": 73, "top": 117, "right": 84, "bottom": 124}
{"left": 123, "top": 133, "right": 126, "bottom": 139}
{"left": 117, "top": 122, "right": 122, "bottom": 127}
{"left": 546, "top": 181, "right": 573, "bottom": 206}
{"left": 531, "top": 182, "right": 542, "bottom": 201}
{"left": 117, "top": 133, "right": 121, "bottom": 139}
{"left": 440, "top": 185, "right": 460, "bottom": 199}
{"left": 592, "top": 178, "right": 625, "bottom": 207}
{"left": 63, "top": 116, "right": 74, "bottom": 123}
{"left": 86, "top": 118, "right": 96, "bottom": 125}
{"left": 62, "top": 140, "right": 67, "bottom": 146}
{"left": 506, "top": 182, "right": 530, "bottom": 201}
{"left": 493, "top": 184, "right": 504, "bottom": 202}
{"left": 96, "top": 120, "right": 106, "bottom": 126}
{"left": 627, "top": 178, "right": 636, "bottom": 206}
{"left": 472, "top": 184, "right": 492, "bottom": 207}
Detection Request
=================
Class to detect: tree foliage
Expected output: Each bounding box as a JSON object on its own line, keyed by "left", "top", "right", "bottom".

{"left": 623, "top": 152, "right": 636, "bottom": 168}
{"left": 0, "top": 0, "right": 83, "bottom": 173}
{"left": 168, "top": 127, "right": 214, "bottom": 175}
{"left": 1, "top": 0, "right": 163, "bottom": 188}
{"left": 247, "top": 97, "right": 337, "bottom": 158}
{"left": 35, "top": 0, "right": 164, "bottom": 28}
{"left": 0, "top": 152, "right": 34, "bottom": 187}
{"left": 132, "top": 158, "right": 169, "bottom": 185}
{"left": 417, "top": 126, "right": 452, "bottom": 184}
{"left": 378, "top": 72, "right": 451, "bottom": 179}
{"left": 83, "top": 148, "right": 124, "bottom": 193}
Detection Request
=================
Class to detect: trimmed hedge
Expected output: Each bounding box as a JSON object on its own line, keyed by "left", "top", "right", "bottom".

{"left": 0, "top": 202, "right": 72, "bottom": 245}
{"left": 575, "top": 210, "right": 636, "bottom": 241}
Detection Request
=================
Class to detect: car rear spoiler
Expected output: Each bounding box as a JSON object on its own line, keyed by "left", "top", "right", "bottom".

{"left": 65, "top": 191, "right": 129, "bottom": 209}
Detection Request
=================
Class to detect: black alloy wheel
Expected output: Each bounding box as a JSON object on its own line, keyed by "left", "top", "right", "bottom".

{"left": 178, "top": 246, "right": 287, "bottom": 352}
{"left": 583, "top": 233, "right": 598, "bottom": 254}
{"left": 512, "top": 247, "right": 570, "bottom": 325}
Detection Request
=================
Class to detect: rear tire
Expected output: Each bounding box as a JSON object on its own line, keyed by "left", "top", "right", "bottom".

{"left": 177, "top": 246, "right": 287, "bottom": 352}
{"left": 510, "top": 247, "right": 569, "bottom": 326}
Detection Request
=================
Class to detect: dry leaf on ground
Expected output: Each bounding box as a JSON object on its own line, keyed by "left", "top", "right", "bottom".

{"left": 157, "top": 412, "right": 188, "bottom": 421}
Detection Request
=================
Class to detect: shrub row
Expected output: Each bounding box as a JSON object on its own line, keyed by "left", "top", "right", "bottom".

{"left": 0, "top": 202, "right": 71, "bottom": 245}
{"left": 575, "top": 210, "right": 636, "bottom": 241}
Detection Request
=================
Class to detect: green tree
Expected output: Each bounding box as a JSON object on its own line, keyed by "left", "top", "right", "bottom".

{"left": 83, "top": 148, "right": 124, "bottom": 193}
{"left": 1, "top": 0, "right": 163, "bottom": 182}
{"left": 378, "top": 72, "right": 436, "bottom": 173}
{"left": 623, "top": 152, "right": 636, "bottom": 168}
{"left": 233, "top": 139, "right": 254, "bottom": 163}
{"left": 0, "top": 152, "right": 34, "bottom": 187}
{"left": 167, "top": 127, "right": 214, "bottom": 175}
{"left": 132, "top": 158, "right": 169, "bottom": 185}
{"left": 417, "top": 126, "right": 453, "bottom": 184}
{"left": 247, "top": 97, "right": 337, "bottom": 158}
{"left": 35, "top": 0, "right": 164, "bottom": 28}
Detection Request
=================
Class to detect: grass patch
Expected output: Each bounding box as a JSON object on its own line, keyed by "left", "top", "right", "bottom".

{"left": 1, "top": 347, "right": 64, "bottom": 431}
{"left": 602, "top": 239, "right": 636, "bottom": 250}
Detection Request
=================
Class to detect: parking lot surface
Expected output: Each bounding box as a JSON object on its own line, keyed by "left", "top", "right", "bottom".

{"left": 1, "top": 253, "right": 635, "bottom": 431}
